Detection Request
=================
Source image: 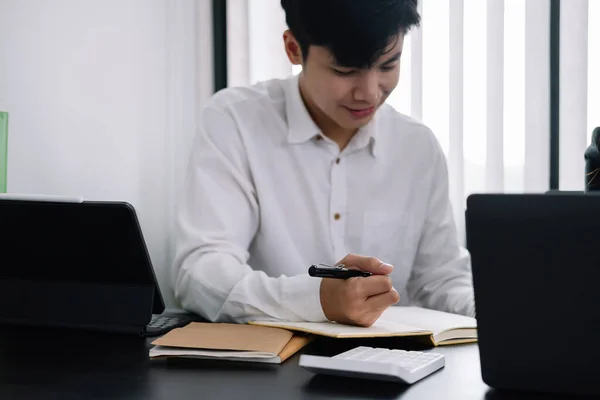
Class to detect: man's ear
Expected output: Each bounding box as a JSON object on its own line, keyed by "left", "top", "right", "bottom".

{"left": 283, "top": 30, "right": 303, "bottom": 65}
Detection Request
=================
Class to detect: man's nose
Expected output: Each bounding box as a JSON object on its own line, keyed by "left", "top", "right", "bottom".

{"left": 353, "top": 72, "right": 380, "bottom": 105}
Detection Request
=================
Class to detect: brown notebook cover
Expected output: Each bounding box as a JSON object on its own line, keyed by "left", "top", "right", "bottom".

{"left": 149, "top": 322, "right": 312, "bottom": 364}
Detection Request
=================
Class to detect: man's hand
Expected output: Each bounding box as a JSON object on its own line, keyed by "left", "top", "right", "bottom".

{"left": 319, "top": 254, "right": 400, "bottom": 327}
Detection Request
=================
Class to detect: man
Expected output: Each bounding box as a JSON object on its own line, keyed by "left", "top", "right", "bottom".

{"left": 172, "top": 0, "right": 475, "bottom": 326}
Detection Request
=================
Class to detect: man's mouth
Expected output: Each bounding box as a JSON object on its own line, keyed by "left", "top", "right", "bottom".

{"left": 345, "top": 106, "right": 375, "bottom": 118}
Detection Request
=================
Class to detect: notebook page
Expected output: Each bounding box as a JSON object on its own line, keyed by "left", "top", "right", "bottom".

{"left": 149, "top": 346, "right": 276, "bottom": 359}
{"left": 250, "top": 319, "right": 429, "bottom": 338}
{"left": 379, "top": 306, "right": 477, "bottom": 336}
{"left": 149, "top": 346, "right": 283, "bottom": 364}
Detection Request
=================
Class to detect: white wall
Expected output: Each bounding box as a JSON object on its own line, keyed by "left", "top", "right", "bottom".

{"left": 0, "top": 0, "right": 212, "bottom": 308}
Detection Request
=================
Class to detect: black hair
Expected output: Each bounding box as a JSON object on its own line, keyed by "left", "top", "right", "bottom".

{"left": 281, "top": 0, "right": 420, "bottom": 69}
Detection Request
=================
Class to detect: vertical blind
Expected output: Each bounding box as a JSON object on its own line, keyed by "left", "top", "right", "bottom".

{"left": 225, "top": 0, "right": 599, "bottom": 241}
{"left": 560, "top": 0, "right": 599, "bottom": 190}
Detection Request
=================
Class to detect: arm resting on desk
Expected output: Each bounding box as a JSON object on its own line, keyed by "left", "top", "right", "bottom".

{"left": 172, "top": 106, "right": 326, "bottom": 323}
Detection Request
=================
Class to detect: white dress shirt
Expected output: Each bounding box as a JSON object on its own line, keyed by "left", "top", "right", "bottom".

{"left": 172, "top": 74, "right": 475, "bottom": 323}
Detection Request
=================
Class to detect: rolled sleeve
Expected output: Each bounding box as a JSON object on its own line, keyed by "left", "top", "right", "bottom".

{"left": 281, "top": 275, "right": 326, "bottom": 322}
{"left": 172, "top": 104, "right": 329, "bottom": 323}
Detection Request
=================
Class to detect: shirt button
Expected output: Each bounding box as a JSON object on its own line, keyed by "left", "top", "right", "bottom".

{"left": 333, "top": 213, "right": 341, "bottom": 221}
{"left": 335, "top": 158, "right": 340, "bottom": 164}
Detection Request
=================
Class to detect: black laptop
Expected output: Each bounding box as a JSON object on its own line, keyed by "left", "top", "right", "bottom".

{"left": 466, "top": 193, "right": 600, "bottom": 397}
{"left": 0, "top": 197, "right": 193, "bottom": 335}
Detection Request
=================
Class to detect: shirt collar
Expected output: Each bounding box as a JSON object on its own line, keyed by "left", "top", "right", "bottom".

{"left": 349, "top": 115, "right": 379, "bottom": 157}
{"left": 284, "top": 74, "right": 380, "bottom": 157}
{"left": 285, "top": 74, "right": 321, "bottom": 144}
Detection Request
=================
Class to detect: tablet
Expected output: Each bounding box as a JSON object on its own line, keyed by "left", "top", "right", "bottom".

{"left": 0, "top": 196, "right": 165, "bottom": 316}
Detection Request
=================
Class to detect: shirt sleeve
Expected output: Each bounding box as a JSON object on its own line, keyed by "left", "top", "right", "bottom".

{"left": 406, "top": 136, "right": 476, "bottom": 317}
{"left": 171, "top": 104, "right": 327, "bottom": 323}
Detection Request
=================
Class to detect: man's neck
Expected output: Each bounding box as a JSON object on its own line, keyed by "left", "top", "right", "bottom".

{"left": 322, "top": 126, "right": 357, "bottom": 151}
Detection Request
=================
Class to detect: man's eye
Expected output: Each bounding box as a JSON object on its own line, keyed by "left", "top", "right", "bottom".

{"left": 332, "top": 68, "right": 355, "bottom": 76}
{"left": 380, "top": 64, "right": 397, "bottom": 72}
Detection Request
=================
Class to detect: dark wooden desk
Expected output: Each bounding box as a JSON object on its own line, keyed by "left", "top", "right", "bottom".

{"left": 0, "top": 326, "right": 573, "bottom": 399}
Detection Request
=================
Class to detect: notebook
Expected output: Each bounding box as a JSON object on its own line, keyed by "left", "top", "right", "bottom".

{"left": 149, "top": 322, "right": 312, "bottom": 364}
{"left": 249, "top": 306, "right": 477, "bottom": 346}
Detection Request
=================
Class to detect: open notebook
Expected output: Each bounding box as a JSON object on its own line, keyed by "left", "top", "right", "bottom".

{"left": 249, "top": 306, "right": 477, "bottom": 346}
{"left": 149, "top": 322, "right": 312, "bottom": 364}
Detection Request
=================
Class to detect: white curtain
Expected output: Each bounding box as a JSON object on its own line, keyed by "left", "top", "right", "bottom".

{"left": 588, "top": 1, "right": 600, "bottom": 147}
{"left": 0, "top": 0, "right": 213, "bottom": 308}
{"left": 225, "top": 0, "right": 564, "bottom": 242}
{"left": 560, "top": 0, "right": 600, "bottom": 190}
{"left": 227, "top": 0, "right": 291, "bottom": 86}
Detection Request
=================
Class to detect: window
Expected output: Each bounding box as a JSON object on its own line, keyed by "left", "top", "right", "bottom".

{"left": 588, "top": 0, "right": 600, "bottom": 141}
{"left": 225, "top": 0, "right": 595, "bottom": 235}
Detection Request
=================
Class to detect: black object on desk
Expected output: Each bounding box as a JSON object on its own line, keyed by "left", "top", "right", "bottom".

{"left": 0, "top": 197, "right": 192, "bottom": 336}
{"left": 146, "top": 312, "right": 195, "bottom": 336}
{"left": 584, "top": 127, "right": 600, "bottom": 191}
{"left": 467, "top": 193, "right": 600, "bottom": 397}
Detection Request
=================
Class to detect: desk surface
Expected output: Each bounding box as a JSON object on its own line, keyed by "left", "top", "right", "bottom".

{"left": 0, "top": 326, "right": 570, "bottom": 400}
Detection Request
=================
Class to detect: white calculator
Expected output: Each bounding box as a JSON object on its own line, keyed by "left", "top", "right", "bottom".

{"left": 299, "top": 346, "right": 445, "bottom": 384}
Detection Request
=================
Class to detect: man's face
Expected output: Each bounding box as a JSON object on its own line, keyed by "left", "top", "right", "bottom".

{"left": 298, "top": 34, "right": 404, "bottom": 131}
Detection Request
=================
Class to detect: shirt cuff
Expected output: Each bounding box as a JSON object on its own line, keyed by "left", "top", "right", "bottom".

{"left": 282, "top": 274, "right": 327, "bottom": 322}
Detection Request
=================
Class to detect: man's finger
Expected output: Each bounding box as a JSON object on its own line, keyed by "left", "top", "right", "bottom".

{"left": 366, "top": 288, "right": 400, "bottom": 310}
{"left": 357, "top": 275, "right": 394, "bottom": 297}
{"left": 337, "top": 254, "right": 394, "bottom": 275}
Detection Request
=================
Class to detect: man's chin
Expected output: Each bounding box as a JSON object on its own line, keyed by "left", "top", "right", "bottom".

{"left": 338, "top": 115, "right": 375, "bottom": 130}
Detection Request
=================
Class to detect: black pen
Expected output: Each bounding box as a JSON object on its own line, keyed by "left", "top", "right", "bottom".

{"left": 308, "top": 263, "right": 372, "bottom": 279}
